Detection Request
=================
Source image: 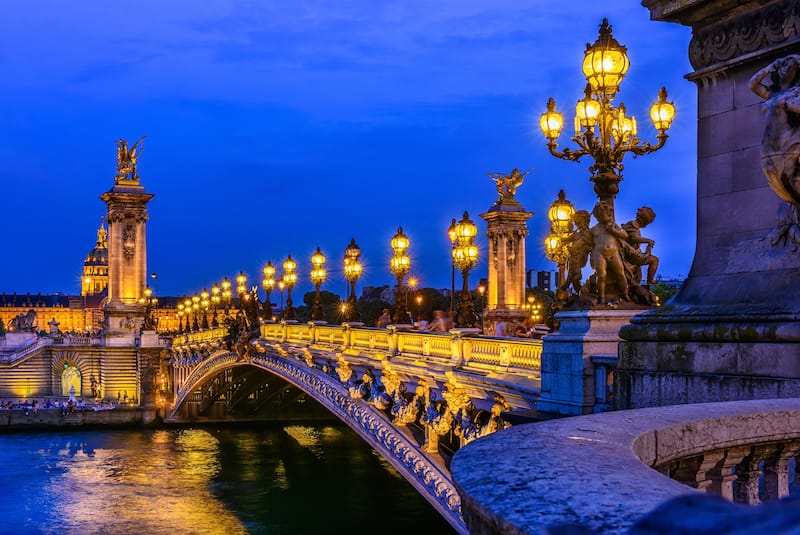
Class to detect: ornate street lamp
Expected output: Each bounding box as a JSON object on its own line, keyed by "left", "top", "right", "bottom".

{"left": 183, "top": 297, "right": 192, "bottom": 332}
{"left": 191, "top": 294, "right": 200, "bottom": 332}
{"left": 389, "top": 227, "right": 411, "bottom": 324}
{"left": 211, "top": 283, "right": 221, "bottom": 327}
{"left": 448, "top": 218, "right": 457, "bottom": 313}
{"left": 262, "top": 261, "right": 275, "bottom": 321}
{"left": 452, "top": 211, "right": 479, "bottom": 328}
{"left": 477, "top": 280, "right": 487, "bottom": 333}
{"left": 278, "top": 279, "right": 286, "bottom": 312}
{"left": 282, "top": 255, "right": 298, "bottom": 320}
{"left": 200, "top": 289, "right": 210, "bottom": 330}
{"left": 177, "top": 302, "right": 185, "bottom": 333}
{"left": 539, "top": 19, "right": 675, "bottom": 216}
{"left": 545, "top": 190, "right": 575, "bottom": 288}
{"left": 343, "top": 238, "right": 363, "bottom": 322}
{"left": 236, "top": 271, "right": 247, "bottom": 297}
{"left": 310, "top": 247, "right": 327, "bottom": 321}
{"left": 221, "top": 277, "right": 232, "bottom": 315}
{"left": 138, "top": 286, "right": 158, "bottom": 331}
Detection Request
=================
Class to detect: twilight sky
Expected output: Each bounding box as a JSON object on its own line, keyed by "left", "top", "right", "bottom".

{"left": 0, "top": 1, "right": 696, "bottom": 298}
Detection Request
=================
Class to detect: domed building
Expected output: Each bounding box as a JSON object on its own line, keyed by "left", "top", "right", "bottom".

{"left": 81, "top": 220, "right": 109, "bottom": 297}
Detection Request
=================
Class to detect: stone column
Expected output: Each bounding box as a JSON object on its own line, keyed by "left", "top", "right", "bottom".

{"left": 733, "top": 450, "right": 762, "bottom": 505}
{"left": 100, "top": 180, "right": 154, "bottom": 336}
{"left": 762, "top": 443, "right": 800, "bottom": 501}
{"left": 707, "top": 447, "right": 750, "bottom": 501}
{"left": 480, "top": 198, "right": 532, "bottom": 329}
{"left": 618, "top": 0, "right": 800, "bottom": 408}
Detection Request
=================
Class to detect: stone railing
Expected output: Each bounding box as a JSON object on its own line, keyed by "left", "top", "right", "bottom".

{"left": 0, "top": 337, "right": 53, "bottom": 365}
{"left": 172, "top": 326, "right": 228, "bottom": 347}
{"left": 451, "top": 398, "right": 800, "bottom": 534}
{"left": 255, "top": 322, "right": 542, "bottom": 375}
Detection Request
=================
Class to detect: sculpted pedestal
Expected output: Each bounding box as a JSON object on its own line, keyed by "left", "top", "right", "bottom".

{"left": 539, "top": 309, "right": 639, "bottom": 416}
{"left": 619, "top": 0, "right": 800, "bottom": 408}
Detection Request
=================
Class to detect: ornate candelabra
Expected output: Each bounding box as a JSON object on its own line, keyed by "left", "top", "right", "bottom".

{"left": 262, "top": 261, "right": 275, "bottom": 322}
{"left": 310, "top": 247, "right": 327, "bottom": 321}
{"left": 221, "top": 277, "right": 232, "bottom": 315}
{"left": 211, "top": 283, "right": 221, "bottom": 327}
{"left": 389, "top": 227, "right": 410, "bottom": 324}
{"left": 452, "top": 211, "right": 479, "bottom": 328}
{"left": 191, "top": 294, "right": 200, "bottom": 332}
{"left": 282, "top": 256, "right": 298, "bottom": 321}
{"left": 544, "top": 190, "right": 575, "bottom": 289}
{"left": 539, "top": 19, "right": 675, "bottom": 215}
{"left": 343, "top": 238, "right": 363, "bottom": 322}
{"left": 200, "top": 289, "right": 210, "bottom": 330}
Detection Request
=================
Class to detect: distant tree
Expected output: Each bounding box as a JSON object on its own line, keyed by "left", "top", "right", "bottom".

{"left": 300, "top": 290, "right": 344, "bottom": 323}
{"left": 650, "top": 282, "right": 677, "bottom": 306}
{"left": 358, "top": 298, "right": 393, "bottom": 327}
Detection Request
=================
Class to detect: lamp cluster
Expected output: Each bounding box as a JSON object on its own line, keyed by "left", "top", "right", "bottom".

{"left": 451, "top": 212, "right": 480, "bottom": 328}
{"left": 389, "top": 227, "right": 411, "bottom": 324}
{"left": 310, "top": 247, "right": 327, "bottom": 321}
{"left": 539, "top": 18, "right": 675, "bottom": 212}
{"left": 343, "top": 238, "right": 363, "bottom": 322}
{"left": 544, "top": 190, "right": 575, "bottom": 288}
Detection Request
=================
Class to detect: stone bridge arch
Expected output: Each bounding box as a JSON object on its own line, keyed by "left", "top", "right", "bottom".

{"left": 169, "top": 348, "right": 464, "bottom": 533}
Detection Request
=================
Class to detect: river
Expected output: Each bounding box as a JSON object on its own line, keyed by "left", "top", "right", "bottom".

{"left": 0, "top": 425, "right": 455, "bottom": 534}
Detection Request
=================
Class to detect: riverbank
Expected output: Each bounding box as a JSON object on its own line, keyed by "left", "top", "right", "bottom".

{"left": 0, "top": 406, "right": 158, "bottom": 430}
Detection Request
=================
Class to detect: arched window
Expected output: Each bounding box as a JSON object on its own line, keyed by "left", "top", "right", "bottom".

{"left": 61, "top": 365, "right": 81, "bottom": 397}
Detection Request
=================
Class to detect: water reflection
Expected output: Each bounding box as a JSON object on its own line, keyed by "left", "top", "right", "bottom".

{"left": 0, "top": 426, "right": 454, "bottom": 534}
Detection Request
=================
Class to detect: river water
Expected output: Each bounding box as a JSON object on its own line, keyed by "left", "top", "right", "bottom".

{"left": 0, "top": 425, "right": 454, "bottom": 534}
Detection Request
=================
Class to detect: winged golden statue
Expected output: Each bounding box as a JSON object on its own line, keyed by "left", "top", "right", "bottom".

{"left": 114, "top": 136, "right": 146, "bottom": 184}
{"left": 488, "top": 168, "right": 530, "bottom": 202}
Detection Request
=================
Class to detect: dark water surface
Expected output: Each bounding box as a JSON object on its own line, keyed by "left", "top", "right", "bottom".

{"left": 0, "top": 425, "right": 454, "bottom": 534}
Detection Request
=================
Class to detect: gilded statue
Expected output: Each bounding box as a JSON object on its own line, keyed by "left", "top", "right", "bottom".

{"left": 488, "top": 168, "right": 529, "bottom": 202}
{"left": 114, "top": 136, "right": 146, "bottom": 183}
{"left": 557, "top": 210, "right": 593, "bottom": 296}
{"left": 622, "top": 207, "right": 659, "bottom": 285}
{"left": 589, "top": 201, "right": 629, "bottom": 304}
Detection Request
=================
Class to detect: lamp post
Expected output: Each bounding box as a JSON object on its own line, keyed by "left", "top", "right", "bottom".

{"left": 221, "top": 277, "right": 232, "bottom": 315}
{"left": 211, "top": 283, "right": 221, "bottom": 327}
{"left": 236, "top": 271, "right": 247, "bottom": 298}
{"left": 262, "top": 261, "right": 275, "bottom": 322}
{"left": 310, "top": 247, "right": 327, "bottom": 321}
{"left": 452, "top": 211, "right": 479, "bottom": 328}
{"left": 200, "top": 289, "right": 210, "bottom": 330}
{"left": 447, "top": 218, "right": 457, "bottom": 313}
{"left": 191, "top": 294, "right": 200, "bottom": 332}
{"left": 545, "top": 190, "right": 575, "bottom": 288}
{"left": 183, "top": 297, "right": 192, "bottom": 332}
{"left": 539, "top": 19, "right": 675, "bottom": 217}
{"left": 477, "top": 280, "right": 487, "bottom": 333}
{"left": 407, "top": 277, "right": 418, "bottom": 314}
{"left": 282, "top": 256, "right": 297, "bottom": 321}
{"left": 415, "top": 294, "right": 423, "bottom": 322}
{"left": 278, "top": 279, "right": 286, "bottom": 313}
{"left": 389, "top": 227, "right": 410, "bottom": 324}
{"left": 343, "top": 238, "right": 363, "bottom": 322}
{"left": 138, "top": 286, "right": 158, "bottom": 331}
{"left": 177, "top": 302, "right": 185, "bottom": 333}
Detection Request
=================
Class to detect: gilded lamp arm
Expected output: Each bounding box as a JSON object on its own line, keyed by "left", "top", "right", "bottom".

{"left": 625, "top": 132, "right": 668, "bottom": 158}
{"left": 547, "top": 140, "right": 591, "bottom": 162}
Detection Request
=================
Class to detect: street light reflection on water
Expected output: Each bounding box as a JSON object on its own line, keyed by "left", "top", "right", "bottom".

{"left": 0, "top": 425, "right": 454, "bottom": 534}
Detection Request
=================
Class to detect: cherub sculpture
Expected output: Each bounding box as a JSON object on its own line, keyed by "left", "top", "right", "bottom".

{"left": 590, "top": 201, "right": 629, "bottom": 304}
{"left": 487, "top": 168, "right": 529, "bottom": 202}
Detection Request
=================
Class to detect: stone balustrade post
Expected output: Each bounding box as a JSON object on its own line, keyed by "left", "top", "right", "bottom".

{"left": 763, "top": 442, "right": 800, "bottom": 501}
{"left": 671, "top": 451, "right": 724, "bottom": 493}
{"left": 733, "top": 449, "right": 761, "bottom": 505}
{"left": 707, "top": 447, "right": 750, "bottom": 500}
{"left": 387, "top": 326, "right": 399, "bottom": 357}
{"left": 279, "top": 321, "right": 289, "bottom": 343}
{"left": 449, "top": 328, "right": 480, "bottom": 367}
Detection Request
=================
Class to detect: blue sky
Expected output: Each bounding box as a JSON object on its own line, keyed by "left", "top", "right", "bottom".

{"left": 0, "top": 1, "right": 695, "bottom": 298}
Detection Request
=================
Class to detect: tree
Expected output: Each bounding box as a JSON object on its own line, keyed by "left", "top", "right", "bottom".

{"left": 650, "top": 282, "right": 677, "bottom": 306}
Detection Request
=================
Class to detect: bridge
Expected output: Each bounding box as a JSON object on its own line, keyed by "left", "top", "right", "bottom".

{"left": 166, "top": 321, "right": 543, "bottom": 533}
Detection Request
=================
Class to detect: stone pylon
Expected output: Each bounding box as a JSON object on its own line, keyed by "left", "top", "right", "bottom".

{"left": 619, "top": 0, "right": 800, "bottom": 408}
{"left": 480, "top": 195, "right": 533, "bottom": 330}
{"left": 99, "top": 169, "right": 154, "bottom": 337}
